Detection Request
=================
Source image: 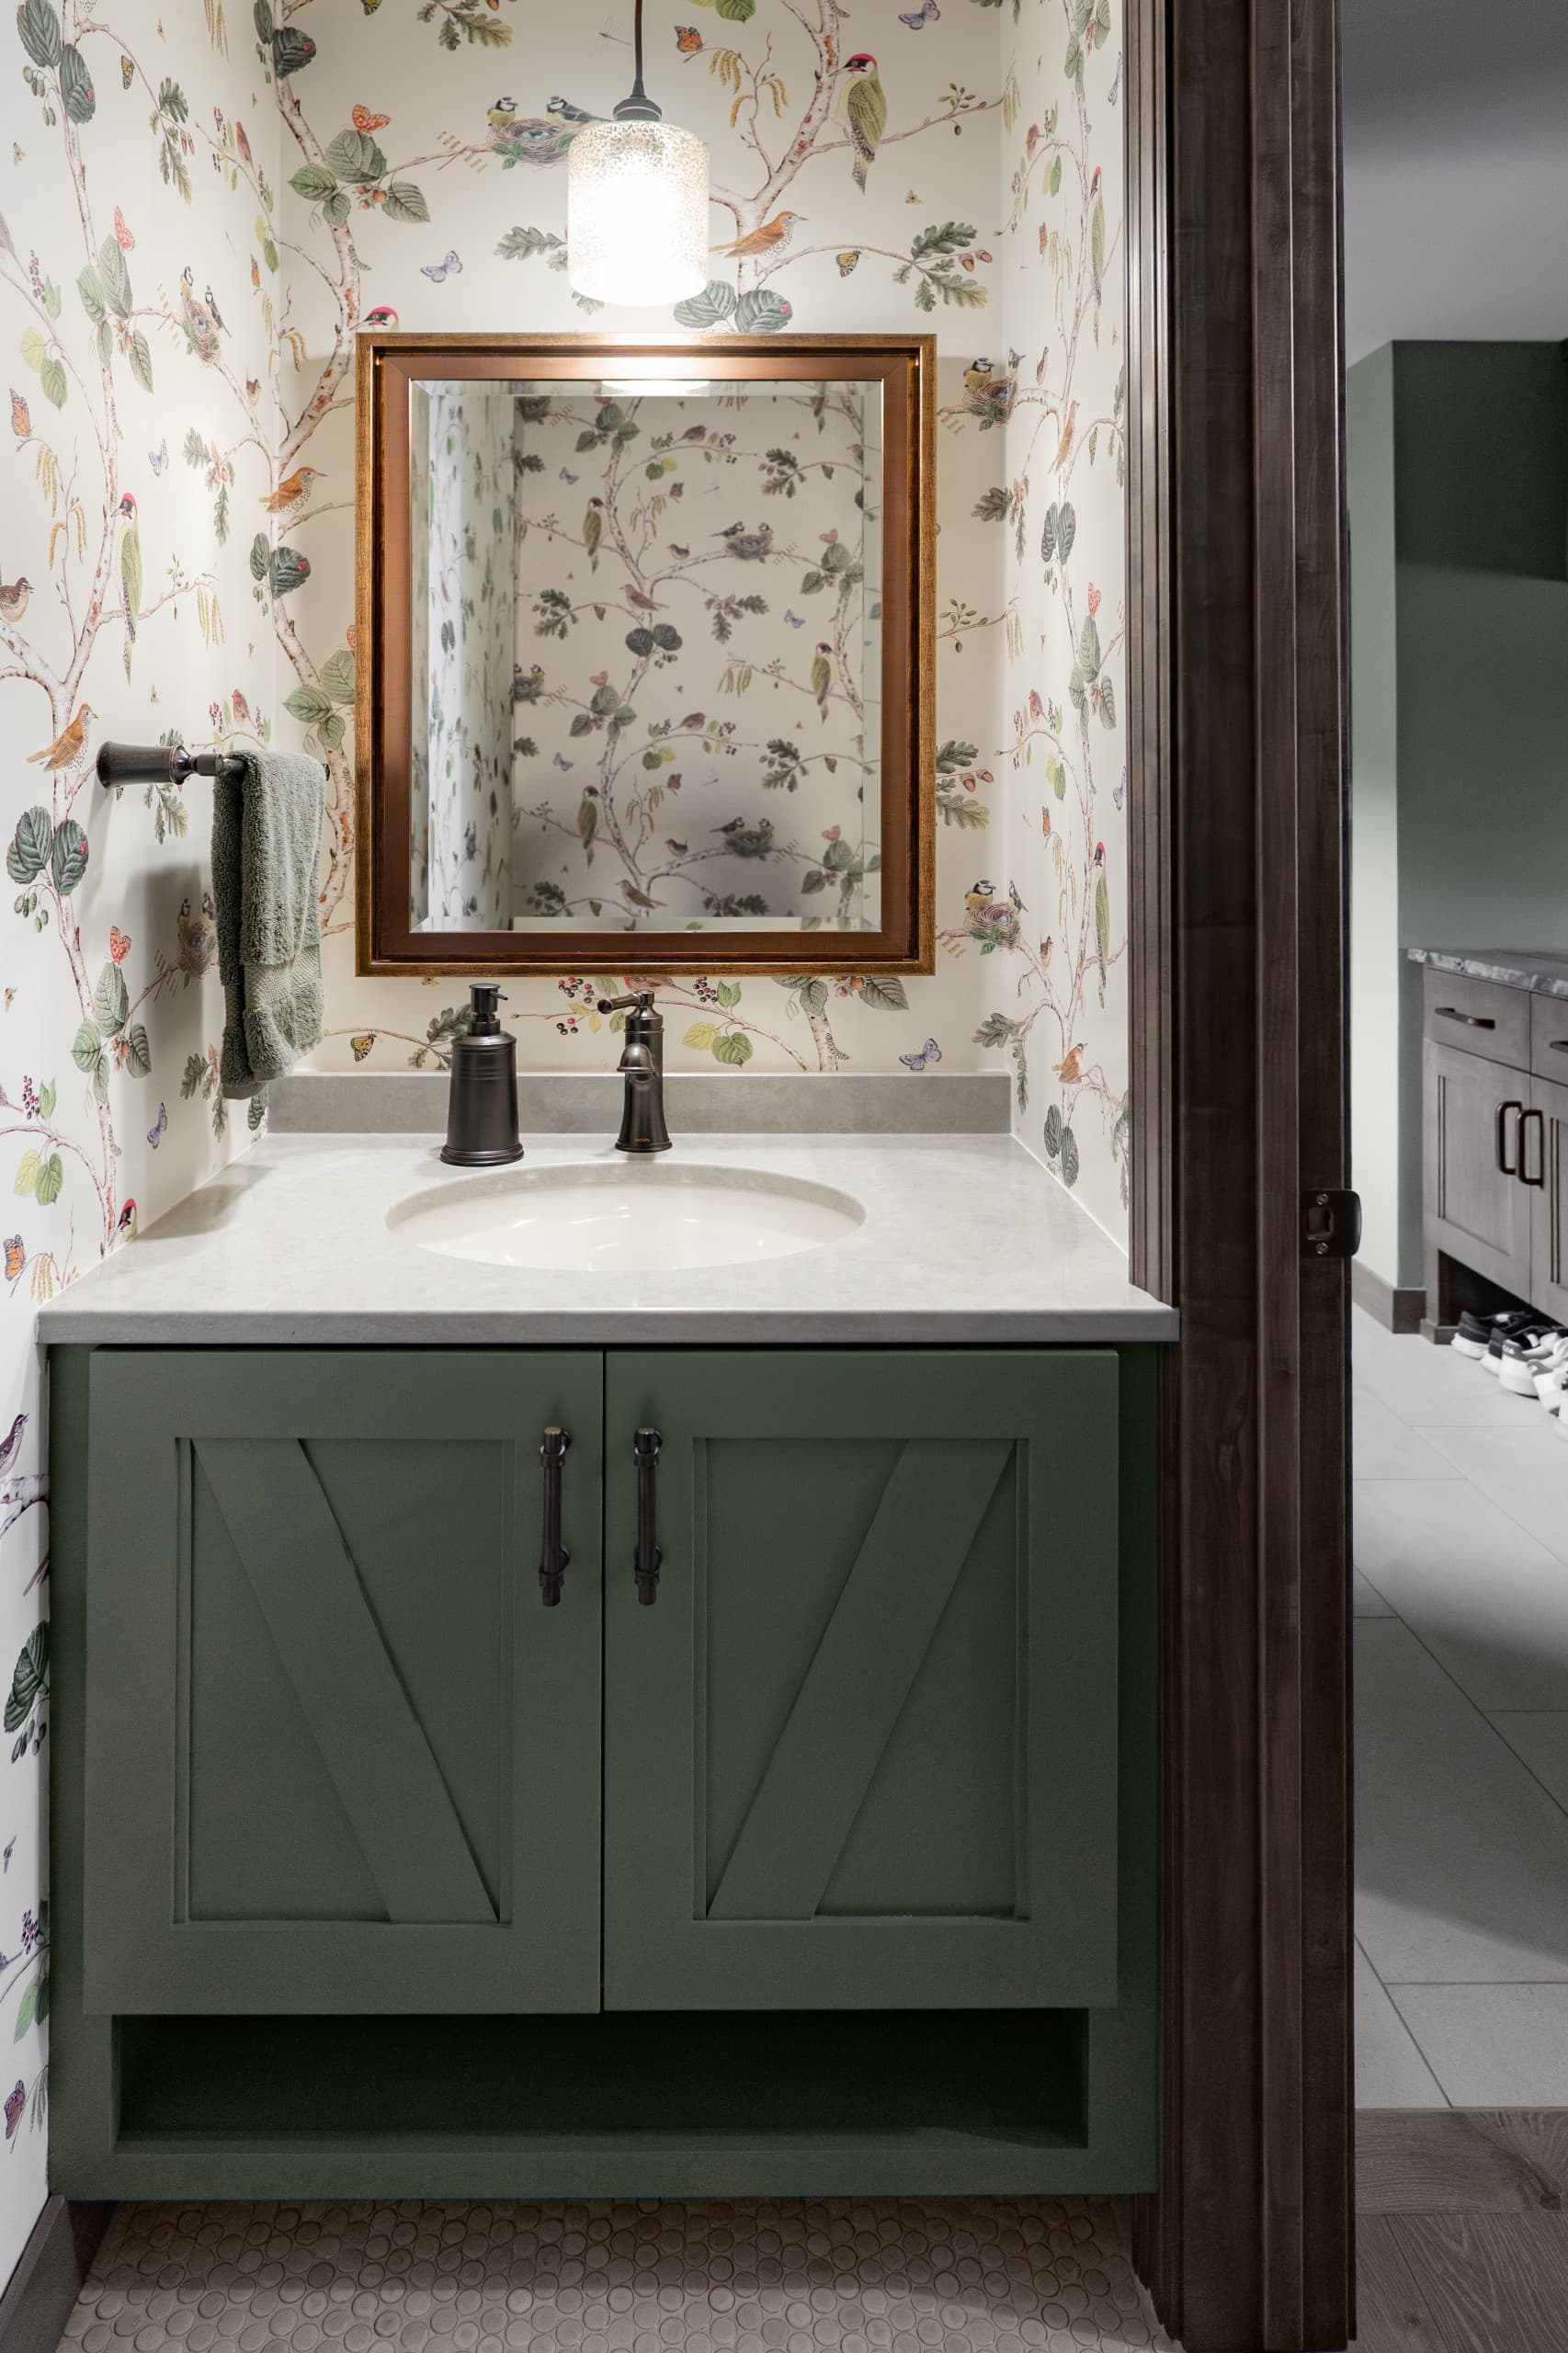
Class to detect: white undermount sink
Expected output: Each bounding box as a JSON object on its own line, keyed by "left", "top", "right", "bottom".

{"left": 388, "top": 1160, "right": 864, "bottom": 1273}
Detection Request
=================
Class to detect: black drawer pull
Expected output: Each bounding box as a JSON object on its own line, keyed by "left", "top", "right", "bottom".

{"left": 1521, "top": 1107, "right": 1547, "bottom": 1189}
{"left": 539, "top": 1426, "right": 571, "bottom": 1605}
{"left": 1497, "top": 1098, "right": 1523, "bottom": 1176}
{"left": 1437, "top": 1006, "right": 1496, "bottom": 1029}
{"left": 633, "top": 1426, "right": 663, "bottom": 1606}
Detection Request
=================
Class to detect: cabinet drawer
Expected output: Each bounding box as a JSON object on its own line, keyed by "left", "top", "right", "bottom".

{"left": 1423, "top": 966, "right": 1530, "bottom": 1070}
{"left": 1532, "top": 993, "right": 1568, "bottom": 1082}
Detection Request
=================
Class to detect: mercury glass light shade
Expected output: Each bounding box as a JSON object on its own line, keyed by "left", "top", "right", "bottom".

{"left": 567, "top": 119, "right": 710, "bottom": 307}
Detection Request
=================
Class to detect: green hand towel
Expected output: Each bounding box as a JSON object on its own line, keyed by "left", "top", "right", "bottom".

{"left": 212, "top": 750, "right": 325, "bottom": 1098}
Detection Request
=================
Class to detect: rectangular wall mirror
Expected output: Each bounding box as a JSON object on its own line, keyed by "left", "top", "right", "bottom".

{"left": 356, "top": 334, "right": 936, "bottom": 975}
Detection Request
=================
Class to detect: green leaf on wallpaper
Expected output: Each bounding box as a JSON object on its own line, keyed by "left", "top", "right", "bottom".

{"left": 673, "top": 279, "right": 737, "bottom": 332}
{"left": 33, "top": 1152, "right": 62, "bottom": 1204}
{"left": 97, "top": 237, "right": 131, "bottom": 319}
{"left": 92, "top": 1060, "right": 108, "bottom": 1105}
{"left": 323, "top": 189, "right": 351, "bottom": 230}
{"left": 734, "top": 289, "right": 790, "bottom": 334}
{"left": 96, "top": 318, "right": 112, "bottom": 370}
{"left": 683, "top": 1021, "right": 720, "bottom": 1051}
{"left": 93, "top": 961, "right": 129, "bottom": 1040}
{"left": 1078, "top": 613, "right": 1101, "bottom": 677}
{"left": 320, "top": 647, "right": 356, "bottom": 705}
{"left": 318, "top": 712, "right": 347, "bottom": 752}
{"left": 60, "top": 41, "right": 94, "bottom": 119}
{"left": 49, "top": 817, "right": 87, "bottom": 894}
{"left": 382, "top": 180, "right": 430, "bottom": 225}
{"left": 76, "top": 264, "right": 105, "bottom": 324}
{"left": 290, "top": 163, "right": 337, "bottom": 203}
{"left": 625, "top": 628, "right": 656, "bottom": 659}
{"left": 858, "top": 975, "right": 910, "bottom": 1013}
{"left": 129, "top": 330, "right": 153, "bottom": 394}
{"left": 15, "top": 1978, "right": 37, "bottom": 2040}
{"left": 800, "top": 867, "right": 826, "bottom": 893}
{"left": 1043, "top": 1104, "right": 1062, "bottom": 1161}
{"left": 253, "top": 0, "right": 274, "bottom": 40}
{"left": 17, "top": 326, "right": 44, "bottom": 374}
{"left": 1061, "top": 1125, "right": 1080, "bottom": 1187}
{"left": 71, "top": 1021, "right": 100, "bottom": 1074}
{"left": 40, "top": 353, "right": 67, "bottom": 409}
{"left": 37, "top": 1079, "right": 54, "bottom": 1120}
{"left": 285, "top": 685, "right": 333, "bottom": 724}
{"left": 42, "top": 278, "right": 60, "bottom": 319}
{"left": 974, "top": 1011, "right": 1023, "bottom": 1047}
{"left": 1049, "top": 154, "right": 1062, "bottom": 195}
{"left": 213, "top": 483, "right": 229, "bottom": 542}
{"left": 17, "top": 0, "right": 61, "bottom": 70}
{"left": 715, "top": 0, "right": 756, "bottom": 16}
{"left": 13, "top": 1152, "right": 40, "bottom": 1199}
{"left": 326, "top": 128, "right": 387, "bottom": 185}
{"left": 3, "top": 1627, "right": 47, "bottom": 1733}
{"left": 568, "top": 712, "right": 596, "bottom": 738}
{"left": 121, "top": 1023, "right": 151, "bottom": 1079}
{"left": 712, "top": 1030, "right": 753, "bottom": 1066}
{"left": 973, "top": 486, "right": 1010, "bottom": 523}
{"left": 1096, "top": 676, "right": 1117, "bottom": 730}
{"left": 713, "top": 980, "right": 741, "bottom": 1010}
{"left": 1064, "top": 30, "right": 1084, "bottom": 92}
{"left": 249, "top": 531, "right": 269, "bottom": 583}
{"left": 6, "top": 808, "right": 52, "bottom": 883}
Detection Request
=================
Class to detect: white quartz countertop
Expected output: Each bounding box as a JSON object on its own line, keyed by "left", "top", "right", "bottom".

{"left": 38, "top": 1131, "right": 1178, "bottom": 1346}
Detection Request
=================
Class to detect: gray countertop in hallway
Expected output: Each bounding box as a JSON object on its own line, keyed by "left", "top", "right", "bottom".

{"left": 38, "top": 1131, "right": 1178, "bottom": 1346}
{"left": 1408, "top": 947, "right": 1568, "bottom": 999}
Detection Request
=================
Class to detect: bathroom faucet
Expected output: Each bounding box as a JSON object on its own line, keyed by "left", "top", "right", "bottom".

{"left": 598, "top": 991, "right": 672, "bottom": 1154}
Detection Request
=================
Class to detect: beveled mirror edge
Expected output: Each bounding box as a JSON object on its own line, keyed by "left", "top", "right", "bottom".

{"left": 353, "top": 331, "right": 937, "bottom": 979}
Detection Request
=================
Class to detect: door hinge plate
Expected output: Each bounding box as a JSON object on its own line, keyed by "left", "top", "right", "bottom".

{"left": 1303, "top": 1188, "right": 1361, "bottom": 1260}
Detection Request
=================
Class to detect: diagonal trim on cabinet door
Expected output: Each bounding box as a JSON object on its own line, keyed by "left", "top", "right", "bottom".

{"left": 708, "top": 1438, "right": 1013, "bottom": 1922}
{"left": 198, "top": 1438, "right": 496, "bottom": 1924}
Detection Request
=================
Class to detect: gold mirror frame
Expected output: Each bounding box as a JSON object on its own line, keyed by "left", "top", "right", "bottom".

{"left": 355, "top": 332, "right": 937, "bottom": 976}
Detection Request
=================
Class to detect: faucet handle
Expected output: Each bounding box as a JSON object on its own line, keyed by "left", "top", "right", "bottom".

{"left": 597, "top": 989, "right": 655, "bottom": 1016}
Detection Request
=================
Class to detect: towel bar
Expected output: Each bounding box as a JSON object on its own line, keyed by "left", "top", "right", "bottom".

{"left": 97, "top": 741, "right": 327, "bottom": 789}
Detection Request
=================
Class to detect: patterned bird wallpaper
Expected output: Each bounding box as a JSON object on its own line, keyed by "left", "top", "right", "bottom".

{"left": 0, "top": 0, "right": 1124, "bottom": 2290}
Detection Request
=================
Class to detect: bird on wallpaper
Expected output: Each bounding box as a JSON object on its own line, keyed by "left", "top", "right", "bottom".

{"left": 835, "top": 54, "right": 886, "bottom": 192}
{"left": 235, "top": 118, "right": 252, "bottom": 168}
{"left": 961, "top": 356, "right": 1015, "bottom": 427}
{"left": 116, "top": 491, "right": 141, "bottom": 662}
{"left": 363, "top": 305, "right": 400, "bottom": 327}
{"left": 179, "top": 267, "right": 221, "bottom": 364}
{"left": 205, "top": 282, "right": 229, "bottom": 333}
{"left": 487, "top": 94, "right": 517, "bottom": 130}
{"left": 583, "top": 496, "right": 604, "bottom": 569}
{"left": 713, "top": 816, "right": 774, "bottom": 859}
{"left": 964, "top": 878, "right": 995, "bottom": 916}
{"left": 1088, "top": 165, "right": 1106, "bottom": 339}
{"left": 0, "top": 1415, "right": 26, "bottom": 1480}
{"left": 715, "top": 520, "right": 773, "bottom": 562}
{"left": 0, "top": 576, "right": 31, "bottom": 626}
{"left": 1092, "top": 840, "right": 1110, "bottom": 1007}
{"left": 117, "top": 1199, "right": 138, "bottom": 1243}
{"left": 1054, "top": 1042, "right": 1086, "bottom": 1085}
{"left": 548, "top": 95, "right": 606, "bottom": 125}
{"left": 28, "top": 702, "right": 96, "bottom": 777}
{"left": 513, "top": 662, "right": 545, "bottom": 704}
{"left": 176, "top": 893, "right": 219, "bottom": 980}
{"left": 261, "top": 464, "right": 324, "bottom": 523}
{"left": 714, "top": 210, "right": 805, "bottom": 262}
{"left": 492, "top": 112, "right": 578, "bottom": 165}
{"left": 1050, "top": 400, "right": 1078, "bottom": 472}
{"left": 811, "top": 642, "right": 833, "bottom": 717}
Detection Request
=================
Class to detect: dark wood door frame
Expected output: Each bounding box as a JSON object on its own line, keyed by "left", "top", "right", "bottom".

{"left": 1126, "top": 0, "right": 1353, "bottom": 2347}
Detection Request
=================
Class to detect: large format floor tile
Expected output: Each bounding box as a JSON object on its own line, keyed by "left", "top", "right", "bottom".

{"left": 1351, "top": 1317, "right": 1544, "bottom": 1427}
{"left": 1384, "top": 1985, "right": 1568, "bottom": 2109}
{"left": 1354, "top": 1945, "right": 1447, "bottom": 2109}
{"left": 62, "top": 2199, "right": 1175, "bottom": 2353}
{"left": 1351, "top": 1392, "right": 1460, "bottom": 1480}
{"left": 1355, "top": 1619, "right": 1568, "bottom": 1984}
{"left": 1353, "top": 1479, "right": 1568, "bottom": 1710}
{"left": 1405, "top": 1422, "right": 1568, "bottom": 1563}
{"left": 1489, "top": 1711, "right": 1568, "bottom": 1812}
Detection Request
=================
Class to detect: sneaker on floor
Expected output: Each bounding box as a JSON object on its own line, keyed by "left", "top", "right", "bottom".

{"left": 1452, "top": 1307, "right": 1539, "bottom": 1361}
{"left": 1540, "top": 1363, "right": 1568, "bottom": 1414}
{"left": 1499, "top": 1329, "right": 1568, "bottom": 1395}
{"left": 1484, "top": 1313, "right": 1555, "bottom": 1374}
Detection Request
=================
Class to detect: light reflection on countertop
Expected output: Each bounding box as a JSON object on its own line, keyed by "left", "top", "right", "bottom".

{"left": 39, "top": 1131, "right": 1179, "bottom": 1346}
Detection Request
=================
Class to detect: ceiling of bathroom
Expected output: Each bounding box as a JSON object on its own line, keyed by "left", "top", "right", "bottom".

{"left": 1342, "top": 0, "right": 1568, "bottom": 361}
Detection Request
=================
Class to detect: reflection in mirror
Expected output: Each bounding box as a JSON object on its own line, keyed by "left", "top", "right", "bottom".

{"left": 405, "top": 377, "right": 882, "bottom": 936}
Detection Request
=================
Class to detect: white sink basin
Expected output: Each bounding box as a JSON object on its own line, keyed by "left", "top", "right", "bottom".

{"left": 388, "top": 1160, "right": 864, "bottom": 1273}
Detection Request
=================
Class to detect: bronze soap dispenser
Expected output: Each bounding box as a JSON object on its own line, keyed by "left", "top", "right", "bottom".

{"left": 440, "top": 982, "right": 523, "bottom": 1166}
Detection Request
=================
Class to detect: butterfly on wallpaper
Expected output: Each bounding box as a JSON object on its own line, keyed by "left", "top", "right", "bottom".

{"left": 4, "top": 2084, "right": 23, "bottom": 2140}
{"left": 1108, "top": 49, "right": 1123, "bottom": 103}
{"left": 552, "top": 753, "right": 574, "bottom": 771}
{"left": 113, "top": 207, "right": 134, "bottom": 250}
{"left": 1114, "top": 767, "right": 1128, "bottom": 811}
{"left": 899, "top": 1039, "right": 943, "bottom": 1073}
{"left": 784, "top": 609, "right": 806, "bottom": 627}
{"left": 421, "top": 249, "right": 463, "bottom": 283}
{"left": 835, "top": 251, "right": 860, "bottom": 278}
{"left": 146, "top": 1102, "right": 167, "bottom": 1150}
{"left": 109, "top": 926, "right": 131, "bottom": 962}
{"left": 350, "top": 1034, "right": 376, "bottom": 1062}
{"left": 9, "top": 390, "right": 30, "bottom": 440}
{"left": 4, "top": 989, "right": 17, "bottom": 1010}
{"left": 3, "top": 1238, "right": 23, "bottom": 1283}
{"left": 120, "top": 54, "right": 134, "bottom": 88}
{"left": 148, "top": 438, "right": 167, "bottom": 475}
{"left": 904, "top": 189, "right": 922, "bottom": 203}
{"left": 674, "top": 24, "right": 702, "bottom": 53}
{"left": 559, "top": 467, "right": 579, "bottom": 484}
{"left": 898, "top": 0, "right": 938, "bottom": 25}
{"left": 1, "top": 1838, "right": 14, "bottom": 1872}
{"left": 352, "top": 104, "right": 392, "bottom": 132}
{"left": 361, "top": 0, "right": 384, "bottom": 12}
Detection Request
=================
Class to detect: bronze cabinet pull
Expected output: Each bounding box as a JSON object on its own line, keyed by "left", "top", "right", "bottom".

{"left": 539, "top": 1426, "right": 571, "bottom": 1606}
{"left": 1496, "top": 1099, "right": 1523, "bottom": 1176}
{"left": 633, "top": 1427, "right": 663, "bottom": 1607}
{"left": 1521, "top": 1108, "right": 1548, "bottom": 1189}
{"left": 1436, "top": 1006, "right": 1496, "bottom": 1029}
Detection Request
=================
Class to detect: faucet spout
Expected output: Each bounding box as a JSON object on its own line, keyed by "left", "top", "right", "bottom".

{"left": 599, "top": 993, "right": 673, "bottom": 1154}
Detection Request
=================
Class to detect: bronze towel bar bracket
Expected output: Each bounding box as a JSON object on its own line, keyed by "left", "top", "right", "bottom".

{"left": 96, "top": 741, "right": 327, "bottom": 790}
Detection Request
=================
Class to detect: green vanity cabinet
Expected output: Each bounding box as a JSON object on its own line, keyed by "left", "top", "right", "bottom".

{"left": 604, "top": 1350, "right": 1120, "bottom": 2011}
{"left": 81, "top": 1349, "right": 605, "bottom": 2015}
{"left": 51, "top": 1341, "right": 1158, "bottom": 2200}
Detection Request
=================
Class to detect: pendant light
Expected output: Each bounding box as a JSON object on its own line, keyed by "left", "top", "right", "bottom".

{"left": 567, "top": 0, "right": 710, "bottom": 308}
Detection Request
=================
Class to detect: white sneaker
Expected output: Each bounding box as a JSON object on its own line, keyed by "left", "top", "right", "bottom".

{"left": 1501, "top": 1333, "right": 1568, "bottom": 1395}
{"left": 1534, "top": 1350, "right": 1568, "bottom": 1407}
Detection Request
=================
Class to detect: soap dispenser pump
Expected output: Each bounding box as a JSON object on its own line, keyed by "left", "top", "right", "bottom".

{"left": 440, "top": 983, "right": 523, "bottom": 1166}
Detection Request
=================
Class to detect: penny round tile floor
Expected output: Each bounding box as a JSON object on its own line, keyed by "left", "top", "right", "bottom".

{"left": 61, "top": 2200, "right": 1174, "bottom": 2353}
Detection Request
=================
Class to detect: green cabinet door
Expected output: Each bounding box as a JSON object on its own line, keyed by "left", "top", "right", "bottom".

{"left": 83, "top": 1349, "right": 603, "bottom": 2015}
{"left": 603, "top": 1349, "right": 1121, "bottom": 2010}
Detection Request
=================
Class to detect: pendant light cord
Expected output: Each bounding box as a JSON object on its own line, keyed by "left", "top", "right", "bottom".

{"left": 633, "top": 0, "right": 644, "bottom": 96}
{"left": 615, "top": 0, "right": 662, "bottom": 119}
